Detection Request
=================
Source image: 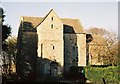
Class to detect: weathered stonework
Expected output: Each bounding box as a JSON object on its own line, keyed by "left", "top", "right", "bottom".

{"left": 16, "top": 9, "right": 89, "bottom": 79}
{"left": 77, "top": 34, "right": 86, "bottom": 66}
{"left": 37, "top": 10, "right": 63, "bottom": 67}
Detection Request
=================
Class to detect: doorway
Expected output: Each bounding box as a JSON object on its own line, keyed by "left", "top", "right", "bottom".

{"left": 50, "top": 62, "right": 58, "bottom": 77}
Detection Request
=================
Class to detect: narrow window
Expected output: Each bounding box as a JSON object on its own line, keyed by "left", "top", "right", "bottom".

{"left": 51, "top": 24, "right": 53, "bottom": 28}
{"left": 41, "top": 43, "right": 43, "bottom": 58}
{"left": 53, "top": 46, "right": 55, "bottom": 49}
{"left": 51, "top": 17, "right": 53, "bottom": 21}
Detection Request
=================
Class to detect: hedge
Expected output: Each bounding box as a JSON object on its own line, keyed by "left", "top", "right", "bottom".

{"left": 85, "top": 66, "right": 120, "bottom": 83}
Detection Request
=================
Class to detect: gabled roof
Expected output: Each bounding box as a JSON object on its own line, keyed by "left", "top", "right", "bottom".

{"left": 61, "top": 18, "right": 84, "bottom": 33}
{"left": 20, "top": 9, "right": 84, "bottom": 33}
{"left": 22, "top": 16, "right": 43, "bottom": 28}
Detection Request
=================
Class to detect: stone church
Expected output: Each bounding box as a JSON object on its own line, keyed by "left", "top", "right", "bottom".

{"left": 16, "top": 9, "right": 92, "bottom": 80}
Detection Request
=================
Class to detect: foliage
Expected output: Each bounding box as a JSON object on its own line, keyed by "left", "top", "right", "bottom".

{"left": 0, "top": 51, "right": 9, "bottom": 74}
{"left": 86, "top": 27, "right": 118, "bottom": 66}
{"left": 2, "top": 25, "right": 11, "bottom": 43}
{"left": 0, "top": 8, "right": 12, "bottom": 75}
{"left": 1, "top": 8, "right": 11, "bottom": 51}
{"left": 5, "top": 37, "right": 17, "bottom": 74}
{"left": 85, "top": 66, "right": 120, "bottom": 83}
{"left": 6, "top": 37, "right": 17, "bottom": 64}
{"left": 0, "top": 37, "right": 17, "bottom": 74}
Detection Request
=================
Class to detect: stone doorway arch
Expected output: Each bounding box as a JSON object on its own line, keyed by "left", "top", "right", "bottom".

{"left": 50, "top": 62, "right": 58, "bottom": 77}
{"left": 44, "top": 62, "right": 50, "bottom": 75}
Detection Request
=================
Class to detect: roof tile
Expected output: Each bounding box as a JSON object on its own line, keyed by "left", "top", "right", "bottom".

{"left": 21, "top": 16, "right": 84, "bottom": 33}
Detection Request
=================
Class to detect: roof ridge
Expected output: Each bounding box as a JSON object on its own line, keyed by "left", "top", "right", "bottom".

{"left": 22, "top": 16, "right": 43, "bottom": 18}
{"left": 61, "top": 18, "right": 79, "bottom": 20}
{"left": 42, "top": 9, "right": 54, "bottom": 21}
{"left": 35, "top": 9, "right": 55, "bottom": 28}
{"left": 22, "top": 16, "right": 79, "bottom": 20}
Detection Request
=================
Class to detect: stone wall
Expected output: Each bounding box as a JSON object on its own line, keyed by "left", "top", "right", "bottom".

{"left": 64, "top": 33, "right": 86, "bottom": 72}
{"left": 64, "top": 34, "right": 77, "bottom": 72}
{"left": 37, "top": 10, "right": 64, "bottom": 67}
{"left": 16, "top": 30, "right": 38, "bottom": 80}
{"left": 76, "top": 33, "right": 86, "bottom": 66}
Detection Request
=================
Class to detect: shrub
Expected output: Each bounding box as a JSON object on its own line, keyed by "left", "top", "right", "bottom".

{"left": 85, "top": 66, "right": 119, "bottom": 83}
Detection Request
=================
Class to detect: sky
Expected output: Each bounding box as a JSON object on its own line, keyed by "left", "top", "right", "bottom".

{"left": 1, "top": 1, "right": 118, "bottom": 37}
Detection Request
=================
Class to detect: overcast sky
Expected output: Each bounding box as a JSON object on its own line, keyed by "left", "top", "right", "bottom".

{"left": 1, "top": 1, "right": 118, "bottom": 37}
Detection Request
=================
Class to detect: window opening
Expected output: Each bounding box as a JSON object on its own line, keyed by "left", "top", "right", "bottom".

{"left": 51, "top": 17, "right": 53, "bottom": 21}
{"left": 51, "top": 24, "right": 53, "bottom": 28}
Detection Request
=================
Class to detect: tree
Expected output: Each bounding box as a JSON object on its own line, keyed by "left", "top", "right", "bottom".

{"left": 86, "top": 27, "right": 118, "bottom": 66}
{"left": 6, "top": 37, "right": 17, "bottom": 74}
{"left": 107, "top": 42, "right": 118, "bottom": 66}
{"left": 1, "top": 7, "right": 11, "bottom": 51}
{"left": 0, "top": 7, "right": 12, "bottom": 74}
